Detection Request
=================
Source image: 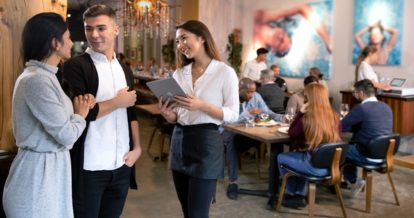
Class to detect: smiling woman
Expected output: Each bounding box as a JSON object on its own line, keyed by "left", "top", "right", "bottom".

{"left": 158, "top": 20, "right": 239, "bottom": 218}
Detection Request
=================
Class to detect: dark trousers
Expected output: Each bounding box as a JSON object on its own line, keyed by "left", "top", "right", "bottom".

{"left": 73, "top": 165, "right": 131, "bottom": 218}
{"left": 172, "top": 170, "right": 216, "bottom": 218}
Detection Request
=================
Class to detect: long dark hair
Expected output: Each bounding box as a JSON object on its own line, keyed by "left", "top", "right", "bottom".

{"left": 175, "top": 20, "right": 221, "bottom": 68}
{"left": 354, "top": 45, "right": 377, "bottom": 82}
{"left": 21, "top": 12, "right": 68, "bottom": 64}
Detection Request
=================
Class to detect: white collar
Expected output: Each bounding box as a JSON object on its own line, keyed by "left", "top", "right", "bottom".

{"left": 85, "top": 47, "right": 116, "bottom": 63}
{"left": 362, "top": 96, "right": 378, "bottom": 104}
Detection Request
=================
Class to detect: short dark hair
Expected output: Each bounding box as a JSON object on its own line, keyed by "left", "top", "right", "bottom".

{"left": 256, "top": 48, "right": 268, "bottom": 56}
{"left": 354, "top": 79, "right": 375, "bottom": 96}
{"left": 22, "top": 12, "right": 67, "bottom": 64}
{"left": 304, "top": 75, "right": 319, "bottom": 86}
{"left": 83, "top": 4, "right": 116, "bottom": 20}
{"left": 270, "top": 64, "right": 279, "bottom": 70}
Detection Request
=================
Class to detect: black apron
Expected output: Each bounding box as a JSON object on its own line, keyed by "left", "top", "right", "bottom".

{"left": 170, "top": 123, "right": 224, "bottom": 179}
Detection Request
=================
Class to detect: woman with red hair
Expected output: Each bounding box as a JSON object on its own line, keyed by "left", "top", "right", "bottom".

{"left": 277, "top": 83, "right": 341, "bottom": 209}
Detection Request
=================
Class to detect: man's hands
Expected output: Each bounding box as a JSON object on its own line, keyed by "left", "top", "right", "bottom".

{"left": 114, "top": 87, "right": 137, "bottom": 108}
{"left": 123, "top": 147, "right": 142, "bottom": 167}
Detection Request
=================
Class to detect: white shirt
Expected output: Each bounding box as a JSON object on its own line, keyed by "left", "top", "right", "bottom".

{"left": 173, "top": 60, "right": 239, "bottom": 125}
{"left": 358, "top": 61, "right": 378, "bottom": 82}
{"left": 83, "top": 48, "right": 130, "bottom": 171}
{"left": 241, "top": 59, "right": 267, "bottom": 81}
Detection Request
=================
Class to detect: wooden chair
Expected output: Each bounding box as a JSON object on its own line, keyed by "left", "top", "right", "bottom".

{"left": 276, "top": 142, "right": 349, "bottom": 218}
{"left": 147, "top": 121, "right": 173, "bottom": 161}
{"left": 346, "top": 134, "right": 400, "bottom": 213}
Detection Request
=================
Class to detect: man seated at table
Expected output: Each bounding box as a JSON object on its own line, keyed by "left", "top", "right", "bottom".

{"left": 341, "top": 79, "right": 393, "bottom": 197}
{"left": 221, "top": 78, "right": 284, "bottom": 200}
{"left": 271, "top": 64, "right": 288, "bottom": 92}
{"left": 257, "top": 69, "right": 285, "bottom": 114}
{"left": 285, "top": 75, "right": 319, "bottom": 114}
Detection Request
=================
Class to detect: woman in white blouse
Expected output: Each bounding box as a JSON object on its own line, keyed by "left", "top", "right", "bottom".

{"left": 158, "top": 20, "right": 239, "bottom": 218}
{"left": 355, "top": 45, "right": 391, "bottom": 90}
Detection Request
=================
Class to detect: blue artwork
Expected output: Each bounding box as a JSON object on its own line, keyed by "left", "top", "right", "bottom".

{"left": 254, "top": 0, "right": 333, "bottom": 79}
{"left": 352, "top": 0, "right": 404, "bottom": 65}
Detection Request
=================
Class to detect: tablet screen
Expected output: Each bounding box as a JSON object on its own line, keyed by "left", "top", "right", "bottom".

{"left": 390, "top": 78, "right": 406, "bottom": 87}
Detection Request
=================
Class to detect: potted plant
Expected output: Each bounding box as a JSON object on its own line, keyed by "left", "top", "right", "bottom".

{"left": 227, "top": 28, "right": 243, "bottom": 75}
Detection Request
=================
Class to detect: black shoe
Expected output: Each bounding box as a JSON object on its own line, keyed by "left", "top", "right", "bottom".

{"left": 281, "top": 194, "right": 307, "bottom": 209}
{"left": 226, "top": 184, "right": 238, "bottom": 200}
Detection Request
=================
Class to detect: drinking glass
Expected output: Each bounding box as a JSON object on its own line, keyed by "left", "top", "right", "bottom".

{"left": 340, "top": 103, "right": 349, "bottom": 118}
{"left": 245, "top": 118, "right": 255, "bottom": 128}
{"left": 285, "top": 108, "right": 295, "bottom": 125}
{"left": 260, "top": 113, "right": 269, "bottom": 121}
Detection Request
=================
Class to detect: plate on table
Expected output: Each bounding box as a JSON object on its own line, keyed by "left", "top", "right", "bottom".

{"left": 255, "top": 119, "right": 278, "bottom": 127}
{"left": 277, "top": 126, "right": 289, "bottom": 134}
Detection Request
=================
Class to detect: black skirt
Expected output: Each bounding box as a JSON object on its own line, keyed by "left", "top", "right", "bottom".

{"left": 170, "top": 123, "right": 224, "bottom": 179}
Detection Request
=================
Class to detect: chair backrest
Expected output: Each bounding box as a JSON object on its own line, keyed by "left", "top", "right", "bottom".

{"left": 365, "top": 134, "right": 400, "bottom": 159}
{"left": 311, "top": 142, "right": 349, "bottom": 169}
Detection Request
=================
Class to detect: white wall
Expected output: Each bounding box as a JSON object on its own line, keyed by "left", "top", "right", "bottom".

{"left": 198, "top": 0, "right": 242, "bottom": 61}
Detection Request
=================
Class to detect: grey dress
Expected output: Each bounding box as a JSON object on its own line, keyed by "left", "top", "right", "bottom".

{"left": 2, "top": 60, "right": 86, "bottom": 218}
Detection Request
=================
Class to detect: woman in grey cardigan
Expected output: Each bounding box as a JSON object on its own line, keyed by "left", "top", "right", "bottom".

{"left": 2, "top": 13, "right": 93, "bottom": 218}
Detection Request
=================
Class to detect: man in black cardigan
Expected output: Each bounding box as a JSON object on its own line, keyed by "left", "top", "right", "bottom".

{"left": 62, "top": 5, "right": 142, "bottom": 218}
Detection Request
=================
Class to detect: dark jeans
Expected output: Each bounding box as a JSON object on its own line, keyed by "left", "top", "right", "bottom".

{"left": 73, "top": 165, "right": 131, "bottom": 218}
{"left": 343, "top": 144, "right": 384, "bottom": 183}
{"left": 222, "top": 131, "right": 261, "bottom": 182}
{"left": 172, "top": 170, "right": 216, "bottom": 218}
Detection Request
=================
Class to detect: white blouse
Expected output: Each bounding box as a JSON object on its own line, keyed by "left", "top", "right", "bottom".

{"left": 173, "top": 59, "right": 239, "bottom": 125}
{"left": 358, "top": 61, "right": 378, "bottom": 82}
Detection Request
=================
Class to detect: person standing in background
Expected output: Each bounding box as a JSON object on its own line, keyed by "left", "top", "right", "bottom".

{"left": 158, "top": 20, "right": 239, "bottom": 218}
{"left": 355, "top": 45, "right": 391, "bottom": 91}
{"left": 62, "top": 5, "right": 142, "bottom": 218}
{"left": 242, "top": 47, "right": 268, "bottom": 87}
{"left": 3, "top": 12, "right": 92, "bottom": 218}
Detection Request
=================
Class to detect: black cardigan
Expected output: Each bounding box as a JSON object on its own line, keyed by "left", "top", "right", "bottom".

{"left": 61, "top": 53, "right": 138, "bottom": 193}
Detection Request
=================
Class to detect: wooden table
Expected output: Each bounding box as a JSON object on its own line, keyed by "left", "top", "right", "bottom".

{"left": 223, "top": 123, "right": 291, "bottom": 209}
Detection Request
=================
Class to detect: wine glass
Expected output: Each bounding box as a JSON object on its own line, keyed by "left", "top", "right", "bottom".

{"left": 260, "top": 113, "right": 269, "bottom": 121}
{"left": 285, "top": 108, "right": 295, "bottom": 125}
{"left": 340, "top": 103, "right": 349, "bottom": 118}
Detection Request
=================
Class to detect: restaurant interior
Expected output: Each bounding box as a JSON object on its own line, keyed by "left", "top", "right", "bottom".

{"left": 1, "top": 0, "right": 414, "bottom": 217}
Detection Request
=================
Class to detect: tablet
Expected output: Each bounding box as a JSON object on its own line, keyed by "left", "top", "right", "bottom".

{"left": 146, "top": 78, "right": 186, "bottom": 101}
{"left": 390, "top": 78, "right": 406, "bottom": 87}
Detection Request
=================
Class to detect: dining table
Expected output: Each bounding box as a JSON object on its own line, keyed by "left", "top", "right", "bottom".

{"left": 223, "top": 122, "right": 291, "bottom": 210}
